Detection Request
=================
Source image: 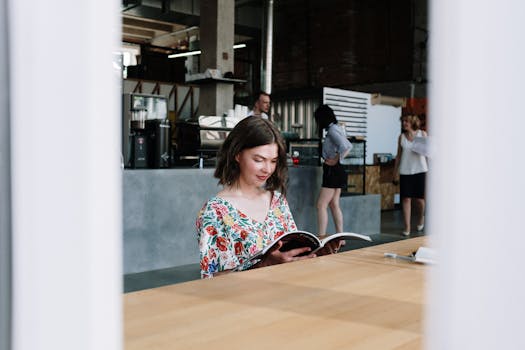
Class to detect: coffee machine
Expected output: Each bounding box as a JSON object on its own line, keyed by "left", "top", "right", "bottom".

{"left": 128, "top": 107, "right": 148, "bottom": 168}
{"left": 123, "top": 93, "right": 170, "bottom": 169}
{"left": 145, "top": 119, "right": 171, "bottom": 168}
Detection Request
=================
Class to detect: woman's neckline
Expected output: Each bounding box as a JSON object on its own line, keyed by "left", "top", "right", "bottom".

{"left": 404, "top": 130, "right": 418, "bottom": 141}
{"left": 214, "top": 192, "right": 276, "bottom": 224}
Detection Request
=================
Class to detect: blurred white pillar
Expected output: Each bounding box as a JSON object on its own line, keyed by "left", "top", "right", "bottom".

{"left": 9, "top": 1, "right": 122, "bottom": 349}
{"left": 427, "top": 0, "right": 525, "bottom": 349}
{"left": 0, "top": 0, "right": 12, "bottom": 348}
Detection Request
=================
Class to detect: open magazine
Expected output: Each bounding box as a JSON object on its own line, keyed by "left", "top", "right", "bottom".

{"left": 248, "top": 230, "right": 372, "bottom": 263}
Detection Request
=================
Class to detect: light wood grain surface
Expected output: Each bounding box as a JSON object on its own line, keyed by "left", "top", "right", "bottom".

{"left": 125, "top": 237, "right": 427, "bottom": 350}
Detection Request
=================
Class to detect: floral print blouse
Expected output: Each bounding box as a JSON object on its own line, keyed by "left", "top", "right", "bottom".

{"left": 196, "top": 191, "right": 297, "bottom": 278}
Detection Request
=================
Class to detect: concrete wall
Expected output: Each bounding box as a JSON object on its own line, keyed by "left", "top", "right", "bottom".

{"left": 286, "top": 166, "right": 380, "bottom": 235}
{"left": 123, "top": 168, "right": 218, "bottom": 274}
{"left": 123, "top": 167, "right": 380, "bottom": 274}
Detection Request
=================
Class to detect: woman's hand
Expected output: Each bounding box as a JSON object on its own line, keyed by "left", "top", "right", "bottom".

{"left": 315, "top": 238, "right": 345, "bottom": 256}
{"left": 392, "top": 174, "right": 400, "bottom": 185}
{"left": 257, "top": 241, "right": 316, "bottom": 267}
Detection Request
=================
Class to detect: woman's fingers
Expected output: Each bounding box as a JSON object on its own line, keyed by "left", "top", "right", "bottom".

{"left": 285, "top": 246, "right": 312, "bottom": 258}
{"left": 266, "top": 241, "right": 283, "bottom": 255}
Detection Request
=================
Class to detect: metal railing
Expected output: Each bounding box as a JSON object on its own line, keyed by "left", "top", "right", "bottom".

{"left": 124, "top": 78, "right": 199, "bottom": 120}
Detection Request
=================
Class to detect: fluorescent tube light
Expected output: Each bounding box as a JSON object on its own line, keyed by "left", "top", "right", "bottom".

{"left": 168, "top": 50, "right": 201, "bottom": 59}
{"left": 168, "top": 44, "right": 246, "bottom": 59}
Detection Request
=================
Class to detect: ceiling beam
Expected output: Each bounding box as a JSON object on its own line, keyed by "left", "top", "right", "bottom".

{"left": 121, "top": 3, "right": 262, "bottom": 44}
{"left": 122, "top": 5, "right": 200, "bottom": 27}
{"left": 122, "top": 26, "right": 155, "bottom": 38}
{"left": 123, "top": 17, "right": 173, "bottom": 32}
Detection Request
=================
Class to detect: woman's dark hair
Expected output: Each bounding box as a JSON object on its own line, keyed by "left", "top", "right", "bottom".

{"left": 214, "top": 116, "right": 288, "bottom": 194}
{"left": 314, "top": 104, "right": 338, "bottom": 138}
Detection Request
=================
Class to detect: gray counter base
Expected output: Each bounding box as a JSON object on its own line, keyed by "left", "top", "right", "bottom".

{"left": 123, "top": 167, "right": 380, "bottom": 274}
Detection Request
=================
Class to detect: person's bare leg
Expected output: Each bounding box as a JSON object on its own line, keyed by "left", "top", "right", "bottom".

{"left": 317, "top": 187, "right": 335, "bottom": 235}
{"left": 402, "top": 197, "right": 412, "bottom": 234}
{"left": 415, "top": 198, "right": 425, "bottom": 230}
{"left": 328, "top": 188, "right": 343, "bottom": 232}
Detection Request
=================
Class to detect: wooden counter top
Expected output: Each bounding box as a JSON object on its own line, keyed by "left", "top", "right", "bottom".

{"left": 125, "top": 237, "right": 427, "bottom": 349}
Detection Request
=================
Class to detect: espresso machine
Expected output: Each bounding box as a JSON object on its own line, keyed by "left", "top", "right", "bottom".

{"left": 123, "top": 93, "right": 170, "bottom": 169}
{"left": 145, "top": 118, "right": 171, "bottom": 168}
{"left": 128, "top": 107, "right": 148, "bottom": 168}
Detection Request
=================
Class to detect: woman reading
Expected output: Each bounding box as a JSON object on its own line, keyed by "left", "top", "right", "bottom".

{"left": 196, "top": 117, "right": 316, "bottom": 278}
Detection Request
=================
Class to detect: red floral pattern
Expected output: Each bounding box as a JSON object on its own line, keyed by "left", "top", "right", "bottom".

{"left": 206, "top": 226, "right": 218, "bottom": 236}
{"left": 196, "top": 191, "right": 297, "bottom": 278}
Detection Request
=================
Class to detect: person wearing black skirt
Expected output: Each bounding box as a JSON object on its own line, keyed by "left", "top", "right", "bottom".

{"left": 393, "top": 115, "right": 429, "bottom": 236}
{"left": 314, "top": 105, "right": 352, "bottom": 236}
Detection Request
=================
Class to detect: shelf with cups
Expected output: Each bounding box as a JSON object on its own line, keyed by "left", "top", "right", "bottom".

{"left": 288, "top": 139, "right": 321, "bottom": 167}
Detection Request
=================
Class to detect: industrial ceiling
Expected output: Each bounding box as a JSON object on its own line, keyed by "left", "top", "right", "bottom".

{"left": 122, "top": 0, "right": 263, "bottom": 51}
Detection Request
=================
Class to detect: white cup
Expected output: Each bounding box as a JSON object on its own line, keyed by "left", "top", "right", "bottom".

{"left": 234, "top": 104, "right": 242, "bottom": 119}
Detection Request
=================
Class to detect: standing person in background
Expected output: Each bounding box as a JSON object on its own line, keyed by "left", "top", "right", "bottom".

{"left": 393, "top": 115, "right": 428, "bottom": 236}
{"left": 314, "top": 105, "right": 353, "bottom": 236}
{"left": 247, "top": 91, "right": 271, "bottom": 119}
{"left": 196, "top": 117, "right": 315, "bottom": 278}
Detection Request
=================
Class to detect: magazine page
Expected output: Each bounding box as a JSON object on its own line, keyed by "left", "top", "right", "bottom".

{"left": 320, "top": 232, "right": 372, "bottom": 245}
{"left": 278, "top": 231, "right": 321, "bottom": 257}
